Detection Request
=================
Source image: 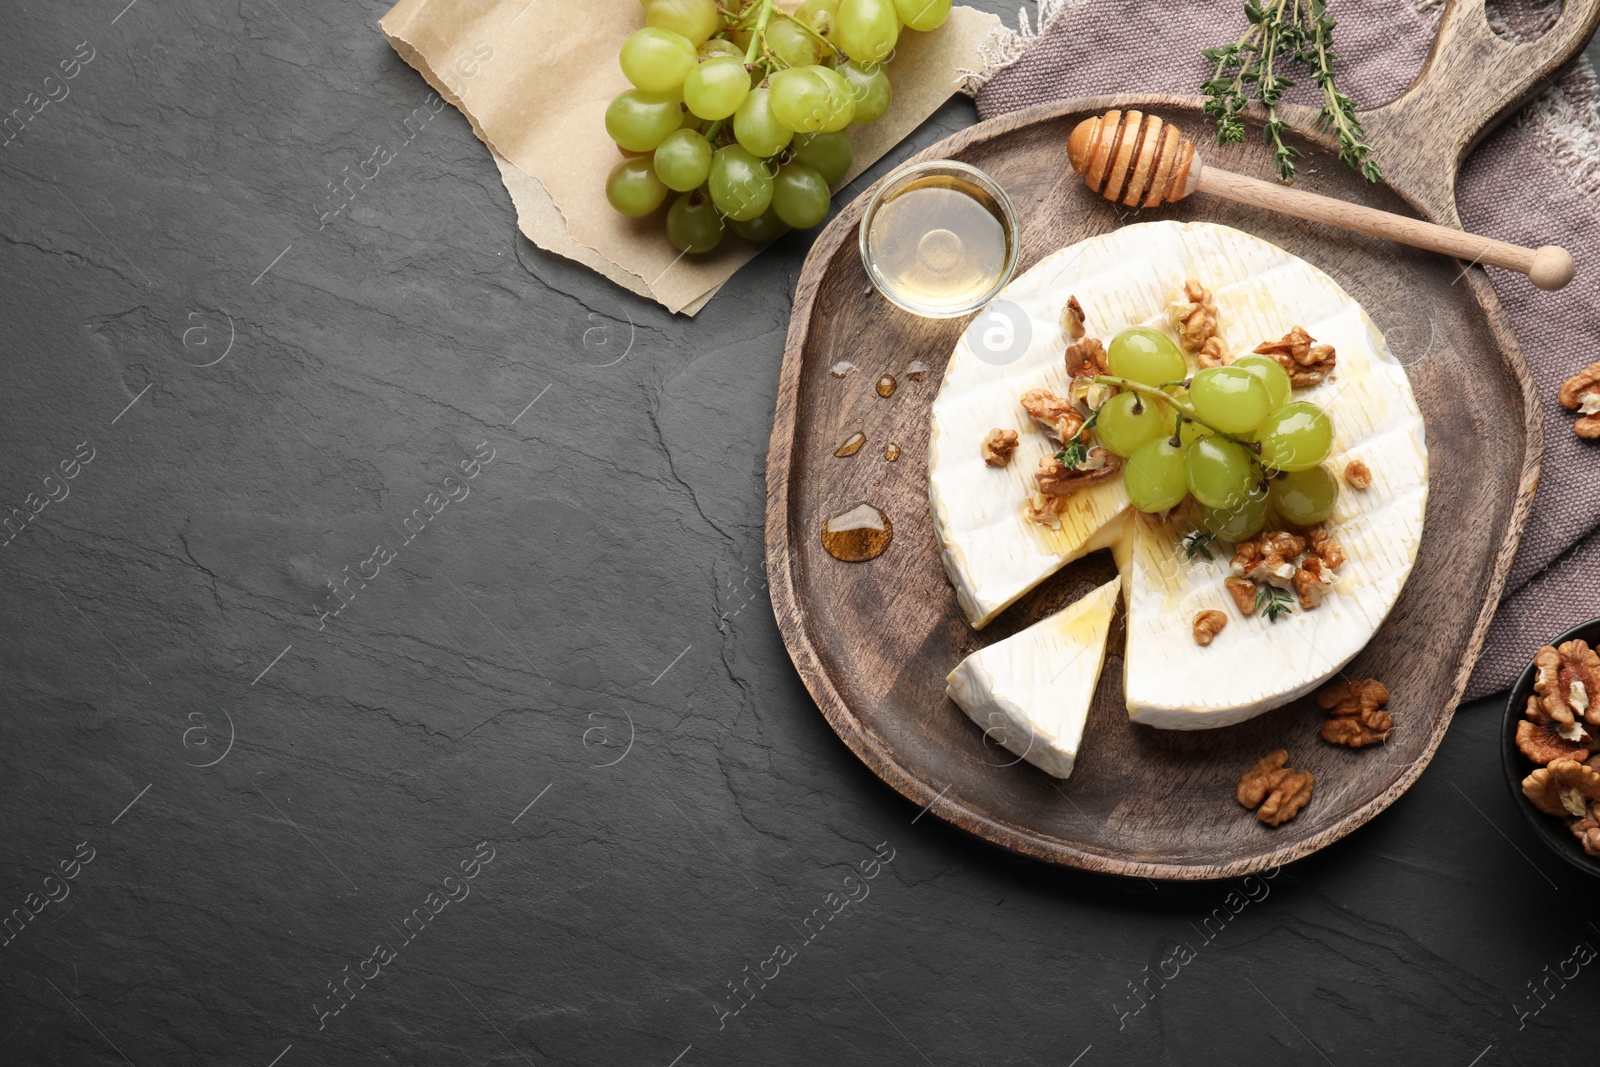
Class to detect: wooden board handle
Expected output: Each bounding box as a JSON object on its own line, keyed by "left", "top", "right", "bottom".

{"left": 1359, "top": 0, "right": 1600, "bottom": 223}
{"left": 1195, "top": 166, "right": 1575, "bottom": 290}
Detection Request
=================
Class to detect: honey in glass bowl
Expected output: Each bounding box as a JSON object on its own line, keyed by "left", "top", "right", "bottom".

{"left": 859, "top": 161, "right": 1020, "bottom": 319}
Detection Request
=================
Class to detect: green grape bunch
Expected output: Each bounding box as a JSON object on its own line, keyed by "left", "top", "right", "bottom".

{"left": 1059, "top": 326, "right": 1340, "bottom": 542}
{"left": 604, "top": 0, "right": 954, "bottom": 254}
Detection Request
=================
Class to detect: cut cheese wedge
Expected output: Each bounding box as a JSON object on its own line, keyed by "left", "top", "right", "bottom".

{"left": 930, "top": 221, "right": 1428, "bottom": 730}
{"left": 946, "top": 576, "right": 1121, "bottom": 779}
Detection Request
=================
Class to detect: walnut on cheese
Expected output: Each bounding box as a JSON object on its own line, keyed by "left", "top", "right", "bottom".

{"left": 1343, "top": 459, "right": 1372, "bottom": 489}
{"left": 1254, "top": 325, "right": 1336, "bottom": 387}
{"left": 1034, "top": 453, "right": 1115, "bottom": 497}
{"left": 1019, "top": 388, "right": 1084, "bottom": 443}
{"left": 1192, "top": 609, "right": 1227, "bottom": 646}
{"left": 981, "top": 428, "right": 1019, "bottom": 468}
{"left": 1230, "top": 530, "right": 1306, "bottom": 589}
{"left": 1026, "top": 453, "right": 1116, "bottom": 528}
{"left": 1019, "top": 381, "right": 1118, "bottom": 529}
{"left": 1065, "top": 336, "right": 1109, "bottom": 378}
{"left": 1307, "top": 526, "right": 1346, "bottom": 569}
{"left": 1226, "top": 527, "right": 1344, "bottom": 614}
{"left": 1060, "top": 294, "right": 1086, "bottom": 339}
{"left": 1168, "top": 278, "right": 1226, "bottom": 367}
{"left": 1224, "top": 576, "right": 1256, "bottom": 614}
{"left": 1292, "top": 556, "right": 1335, "bottom": 610}
{"left": 1068, "top": 374, "right": 1115, "bottom": 412}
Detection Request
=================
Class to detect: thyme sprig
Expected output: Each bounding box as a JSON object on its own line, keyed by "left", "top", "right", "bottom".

{"left": 1182, "top": 530, "right": 1217, "bottom": 561}
{"left": 1201, "top": 0, "right": 1380, "bottom": 183}
{"left": 1256, "top": 584, "right": 1295, "bottom": 622}
{"left": 1055, "top": 408, "right": 1100, "bottom": 470}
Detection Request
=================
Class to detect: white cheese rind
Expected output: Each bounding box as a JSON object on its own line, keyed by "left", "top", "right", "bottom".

{"left": 930, "top": 221, "right": 1429, "bottom": 730}
{"left": 945, "top": 577, "right": 1120, "bottom": 778}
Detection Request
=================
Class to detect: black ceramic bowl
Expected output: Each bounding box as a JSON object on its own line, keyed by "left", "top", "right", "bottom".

{"left": 1501, "top": 617, "right": 1600, "bottom": 878}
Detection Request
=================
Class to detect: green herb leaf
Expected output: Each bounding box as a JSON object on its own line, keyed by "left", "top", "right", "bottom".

{"left": 1055, "top": 406, "right": 1100, "bottom": 470}
{"left": 1181, "top": 530, "right": 1217, "bottom": 561}
{"left": 1256, "top": 584, "right": 1294, "bottom": 622}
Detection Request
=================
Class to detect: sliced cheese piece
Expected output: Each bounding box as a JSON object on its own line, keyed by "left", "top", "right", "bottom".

{"left": 931, "top": 220, "right": 1429, "bottom": 730}
{"left": 945, "top": 576, "right": 1121, "bottom": 778}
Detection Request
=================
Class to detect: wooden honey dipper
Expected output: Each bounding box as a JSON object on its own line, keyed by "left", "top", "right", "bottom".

{"left": 1067, "top": 110, "right": 1575, "bottom": 291}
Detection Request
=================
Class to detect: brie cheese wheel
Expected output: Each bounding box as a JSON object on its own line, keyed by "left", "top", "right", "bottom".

{"left": 929, "top": 221, "right": 1428, "bottom": 730}
{"left": 946, "top": 576, "right": 1120, "bottom": 778}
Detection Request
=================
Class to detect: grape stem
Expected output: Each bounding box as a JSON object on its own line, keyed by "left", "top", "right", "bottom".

{"left": 786, "top": 12, "right": 843, "bottom": 57}
{"left": 743, "top": 0, "right": 777, "bottom": 65}
{"left": 1090, "top": 375, "right": 1262, "bottom": 454}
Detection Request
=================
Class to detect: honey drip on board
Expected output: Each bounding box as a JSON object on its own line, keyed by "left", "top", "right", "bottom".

{"left": 883, "top": 442, "right": 900, "bottom": 461}
{"left": 876, "top": 374, "right": 897, "bottom": 397}
{"left": 904, "top": 361, "right": 930, "bottom": 381}
{"left": 834, "top": 432, "right": 866, "bottom": 458}
{"left": 821, "top": 503, "right": 893, "bottom": 562}
{"left": 830, "top": 360, "right": 855, "bottom": 379}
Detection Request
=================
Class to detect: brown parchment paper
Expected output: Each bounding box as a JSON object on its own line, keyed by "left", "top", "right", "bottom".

{"left": 379, "top": 0, "right": 1003, "bottom": 315}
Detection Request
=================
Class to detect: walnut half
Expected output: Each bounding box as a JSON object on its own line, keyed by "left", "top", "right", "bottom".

{"left": 1019, "top": 388, "right": 1084, "bottom": 443}
{"left": 1237, "top": 749, "right": 1314, "bottom": 826}
{"left": 1224, "top": 576, "right": 1256, "bottom": 614}
{"left": 1169, "top": 279, "right": 1226, "bottom": 367}
{"left": 981, "top": 428, "right": 1019, "bottom": 467}
{"left": 1306, "top": 525, "right": 1346, "bottom": 569}
{"left": 1559, "top": 361, "right": 1600, "bottom": 440}
{"left": 1034, "top": 451, "right": 1116, "bottom": 497}
{"left": 1534, "top": 640, "right": 1600, "bottom": 731}
{"left": 1317, "top": 677, "right": 1393, "bottom": 747}
{"left": 1254, "top": 326, "right": 1336, "bottom": 387}
{"left": 1523, "top": 759, "right": 1600, "bottom": 818}
{"left": 1192, "top": 609, "right": 1227, "bottom": 646}
{"left": 1065, "top": 336, "right": 1109, "bottom": 378}
{"left": 1516, "top": 694, "right": 1590, "bottom": 766}
{"left": 1060, "top": 294, "right": 1086, "bottom": 339}
{"left": 1231, "top": 530, "right": 1306, "bottom": 589}
{"left": 1292, "top": 556, "right": 1335, "bottom": 610}
{"left": 1572, "top": 804, "right": 1600, "bottom": 857}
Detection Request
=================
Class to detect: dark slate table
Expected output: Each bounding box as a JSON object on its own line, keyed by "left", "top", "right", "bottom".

{"left": 3, "top": 3, "right": 1596, "bottom": 1064}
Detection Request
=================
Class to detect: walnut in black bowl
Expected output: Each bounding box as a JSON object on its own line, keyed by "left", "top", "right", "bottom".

{"left": 1501, "top": 618, "right": 1600, "bottom": 877}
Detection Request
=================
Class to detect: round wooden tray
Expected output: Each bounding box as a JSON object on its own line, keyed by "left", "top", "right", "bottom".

{"left": 765, "top": 0, "right": 1597, "bottom": 879}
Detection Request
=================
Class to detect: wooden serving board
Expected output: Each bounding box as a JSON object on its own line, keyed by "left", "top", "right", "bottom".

{"left": 765, "top": 0, "right": 1600, "bottom": 879}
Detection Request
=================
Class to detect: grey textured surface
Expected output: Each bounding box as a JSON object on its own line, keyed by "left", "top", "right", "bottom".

{"left": 1, "top": 3, "right": 1596, "bottom": 1065}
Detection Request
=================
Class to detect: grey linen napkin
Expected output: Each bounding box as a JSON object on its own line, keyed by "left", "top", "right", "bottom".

{"left": 971, "top": 0, "right": 1600, "bottom": 698}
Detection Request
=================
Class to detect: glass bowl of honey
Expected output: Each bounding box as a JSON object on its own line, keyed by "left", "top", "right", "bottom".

{"left": 858, "top": 160, "right": 1020, "bottom": 319}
